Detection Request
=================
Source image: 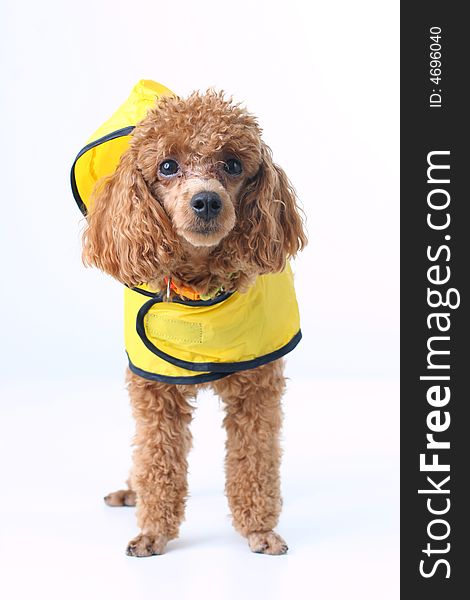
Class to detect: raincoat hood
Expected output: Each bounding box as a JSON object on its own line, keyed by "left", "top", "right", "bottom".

{"left": 71, "top": 79, "right": 173, "bottom": 215}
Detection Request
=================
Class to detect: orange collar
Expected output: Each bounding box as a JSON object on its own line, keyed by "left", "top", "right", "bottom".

{"left": 164, "top": 277, "right": 202, "bottom": 301}
{"left": 163, "top": 277, "right": 226, "bottom": 301}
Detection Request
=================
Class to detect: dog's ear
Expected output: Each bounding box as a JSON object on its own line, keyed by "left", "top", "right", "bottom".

{"left": 82, "top": 149, "right": 179, "bottom": 287}
{"left": 236, "top": 143, "right": 307, "bottom": 272}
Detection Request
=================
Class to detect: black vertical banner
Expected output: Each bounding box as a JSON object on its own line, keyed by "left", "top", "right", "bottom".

{"left": 401, "top": 2, "right": 469, "bottom": 597}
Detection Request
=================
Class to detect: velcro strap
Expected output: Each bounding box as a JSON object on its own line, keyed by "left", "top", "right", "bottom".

{"left": 145, "top": 314, "right": 204, "bottom": 345}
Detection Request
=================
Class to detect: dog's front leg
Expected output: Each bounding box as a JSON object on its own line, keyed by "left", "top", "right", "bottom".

{"left": 213, "top": 360, "right": 288, "bottom": 555}
{"left": 125, "top": 370, "right": 195, "bottom": 557}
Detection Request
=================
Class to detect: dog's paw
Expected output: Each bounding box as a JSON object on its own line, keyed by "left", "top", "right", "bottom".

{"left": 126, "top": 533, "right": 167, "bottom": 557}
{"left": 104, "top": 489, "right": 136, "bottom": 507}
{"left": 247, "top": 530, "right": 288, "bottom": 555}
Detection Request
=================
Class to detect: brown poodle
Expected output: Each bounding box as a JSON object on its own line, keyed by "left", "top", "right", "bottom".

{"left": 82, "top": 90, "right": 307, "bottom": 556}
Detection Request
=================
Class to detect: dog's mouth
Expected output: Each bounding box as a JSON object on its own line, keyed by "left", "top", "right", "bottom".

{"left": 180, "top": 222, "right": 228, "bottom": 247}
{"left": 189, "top": 219, "right": 222, "bottom": 235}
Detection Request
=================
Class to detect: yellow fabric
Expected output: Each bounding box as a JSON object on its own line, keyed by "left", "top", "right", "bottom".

{"left": 72, "top": 80, "right": 173, "bottom": 213}
{"left": 125, "top": 264, "right": 301, "bottom": 381}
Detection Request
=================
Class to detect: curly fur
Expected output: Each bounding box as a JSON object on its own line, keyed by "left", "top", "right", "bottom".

{"left": 82, "top": 90, "right": 307, "bottom": 556}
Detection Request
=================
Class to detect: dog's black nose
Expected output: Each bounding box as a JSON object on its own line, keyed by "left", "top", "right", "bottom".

{"left": 190, "top": 192, "right": 222, "bottom": 221}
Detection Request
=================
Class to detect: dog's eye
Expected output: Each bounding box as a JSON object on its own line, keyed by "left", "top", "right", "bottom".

{"left": 159, "top": 159, "right": 180, "bottom": 176}
{"left": 223, "top": 158, "right": 243, "bottom": 176}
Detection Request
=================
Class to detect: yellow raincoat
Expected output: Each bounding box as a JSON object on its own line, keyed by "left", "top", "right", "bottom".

{"left": 71, "top": 80, "right": 302, "bottom": 384}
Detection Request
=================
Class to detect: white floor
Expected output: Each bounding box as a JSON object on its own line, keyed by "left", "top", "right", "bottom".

{"left": 0, "top": 377, "right": 399, "bottom": 600}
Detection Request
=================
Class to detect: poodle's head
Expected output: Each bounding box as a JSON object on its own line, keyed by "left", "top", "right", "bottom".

{"left": 83, "top": 91, "right": 306, "bottom": 288}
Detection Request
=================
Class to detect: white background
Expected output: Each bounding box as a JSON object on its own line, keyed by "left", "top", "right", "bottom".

{"left": 0, "top": 1, "right": 399, "bottom": 598}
